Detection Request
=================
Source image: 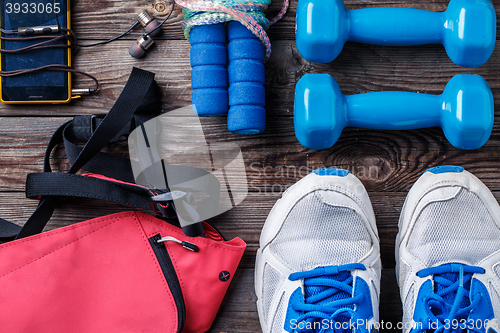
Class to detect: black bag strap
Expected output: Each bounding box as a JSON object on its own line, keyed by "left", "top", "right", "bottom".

{"left": 61, "top": 81, "right": 162, "bottom": 182}
{"left": 62, "top": 114, "right": 159, "bottom": 183}
{"left": 0, "top": 219, "right": 23, "bottom": 239}
{"left": 25, "top": 173, "right": 153, "bottom": 210}
{"left": 63, "top": 117, "right": 138, "bottom": 183}
{"left": 0, "top": 67, "right": 223, "bottom": 241}
{"left": 0, "top": 67, "right": 156, "bottom": 240}
{"left": 67, "top": 68, "right": 155, "bottom": 175}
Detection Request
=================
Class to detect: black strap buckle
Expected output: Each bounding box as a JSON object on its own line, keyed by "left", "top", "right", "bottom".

{"left": 149, "top": 190, "right": 187, "bottom": 218}
{"left": 149, "top": 190, "right": 206, "bottom": 237}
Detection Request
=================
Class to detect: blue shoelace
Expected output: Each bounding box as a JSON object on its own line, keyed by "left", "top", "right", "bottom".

{"left": 288, "top": 263, "right": 369, "bottom": 333}
{"left": 413, "top": 263, "right": 485, "bottom": 333}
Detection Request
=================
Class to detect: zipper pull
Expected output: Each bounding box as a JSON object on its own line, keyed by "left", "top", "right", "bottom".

{"left": 157, "top": 236, "right": 199, "bottom": 252}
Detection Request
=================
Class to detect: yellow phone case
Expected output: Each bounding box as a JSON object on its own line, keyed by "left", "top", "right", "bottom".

{"left": 0, "top": 0, "right": 72, "bottom": 104}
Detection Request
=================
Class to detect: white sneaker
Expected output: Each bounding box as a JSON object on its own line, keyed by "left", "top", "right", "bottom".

{"left": 255, "top": 169, "right": 381, "bottom": 333}
{"left": 396, "top": 166, "right": 500, "bottom": 333}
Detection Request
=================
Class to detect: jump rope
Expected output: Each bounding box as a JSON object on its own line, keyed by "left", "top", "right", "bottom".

{"left": 180, "top": 0, "right": 289, "bottom": 134}
{"left": 0, "top": 0, "right": 288, "bottom": 96}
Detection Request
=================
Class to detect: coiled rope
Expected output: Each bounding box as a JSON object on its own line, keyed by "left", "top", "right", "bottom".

{"left": 175, "top": 0, "right": 289, "bottom": 60}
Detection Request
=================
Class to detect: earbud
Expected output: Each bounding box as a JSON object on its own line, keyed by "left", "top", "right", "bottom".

{"left": 129, "top": 11, "right": 161, "bottom": 58}
{"left": 129, "top": 34, "right": 155, "bottom": 58}
{"left": 137, "top": 11, "right": 161, "bottom": 37}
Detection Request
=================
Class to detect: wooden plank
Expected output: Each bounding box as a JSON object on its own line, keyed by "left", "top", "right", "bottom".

{"left": 0, "top": 40, "right": 499, "bottom": 116}
{"left": 2, "top": 189, "right": 500, "bottom": 270}
{"left": 70, "top": 0, "right": 500, "bottom": 41}
{"left": 0, "top": 192, "right": 384, "bottom": 267}
{"left": 0, "top": 189, "right": 404, "bottom": 269}
{"left": 2, "top": 117, "right": 500, "bottom": 194}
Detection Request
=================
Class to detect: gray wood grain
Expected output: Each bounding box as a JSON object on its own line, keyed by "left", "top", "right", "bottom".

{"left": 1, "top": 0, "right": 500, "bottom": 331}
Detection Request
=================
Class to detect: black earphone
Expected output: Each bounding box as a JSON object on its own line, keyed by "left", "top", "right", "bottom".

{"left": 1, "top": 1, "right": 175, "bottom": 57}
{"left": 129, "top": 11, "right": 161, "bottom": 58}
{"left": 0, "top": 0, "right": 175, "bottom": 91}
{"left": 76, "top": 1, "right": 175, "bottom": 58}
{"left": 128, "top": 2, "right": 176, "bottom": 59}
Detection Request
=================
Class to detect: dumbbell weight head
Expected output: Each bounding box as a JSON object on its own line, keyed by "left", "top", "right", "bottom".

{"left": 296, "top": 0, "right": 347, "bottom": 64}
{"left": 443, "top": 0, "right": 496, "bottom": 68}
{"left": 294, "top": 74, "right": 347, "bottom": 150}
{"left": 440, "top": 75, "right": 494, "bottom": 149}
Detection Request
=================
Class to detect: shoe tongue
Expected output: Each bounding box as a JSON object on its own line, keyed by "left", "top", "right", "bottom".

{"left": 304, "top": 270, "right": 354, "bottom": 330}
{"left": 433, "top": 272, "right": 471, "bottom": 319}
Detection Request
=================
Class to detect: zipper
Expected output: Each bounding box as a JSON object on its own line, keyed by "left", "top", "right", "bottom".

{"left": 149, "top": 234, "right": 186, "bottom": 333}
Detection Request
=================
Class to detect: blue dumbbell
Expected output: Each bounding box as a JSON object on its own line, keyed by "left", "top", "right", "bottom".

{"left": 296, "top": 0, "right": 496, "bottom": 67}
{"left": 190, "top": 24, "right": 229, "bottom": 117}
{"left": 294, "top": 74, "right": 494, "bottom": 150}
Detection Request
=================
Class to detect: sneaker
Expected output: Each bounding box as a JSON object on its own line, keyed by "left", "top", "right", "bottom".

{"left": 396, "top": 166, "right": 500, "bottom": 333}
{"left": 255, "top": 169, "right": 381, "bottom": 332}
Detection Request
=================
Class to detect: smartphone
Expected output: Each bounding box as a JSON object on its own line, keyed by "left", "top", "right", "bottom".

{"left": 0, "top": 0, "right": 71, "bottom": 104}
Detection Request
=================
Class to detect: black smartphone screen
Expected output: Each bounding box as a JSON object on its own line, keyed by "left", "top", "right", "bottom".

{"left": 1, "top": 0, "right": 70, "bottom": 102}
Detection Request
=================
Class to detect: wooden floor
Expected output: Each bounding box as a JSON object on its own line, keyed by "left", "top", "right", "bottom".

{"left": 1, "top": 0, "right": 500, "bottom": 331}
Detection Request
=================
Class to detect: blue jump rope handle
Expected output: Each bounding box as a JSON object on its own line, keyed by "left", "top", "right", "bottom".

{"left": 227, "top": 21, "right": 266, "bottom": 135}
{"left": 190, "top": 24, "right": 228, "bottom": 117}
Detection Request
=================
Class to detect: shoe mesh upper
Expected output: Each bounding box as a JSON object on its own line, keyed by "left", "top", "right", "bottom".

{"left": 372, "top": 259, "right": 382, "bottom": 282}
{"left": 271, "top": 293, "right": 285, "bottom": 333}
{"left": 402, "top": 284, "right": 415, "bottom": 333}
{"left": 407, "top": 188, "right": 500, "bottom": 267}
{"left": 494, "top": 263, "right": 500, "bottom": 280}
{"left": 269, "top": 192, "right": 372, "bottom": 271}
{"left": 263, "top": 263, "right": 281, "bottom": 322}
{"left": 489, "top": 282, "right": 500, "bottom": 310}
{"left": 399, "top": 260, "right": 411, "bottom": 290}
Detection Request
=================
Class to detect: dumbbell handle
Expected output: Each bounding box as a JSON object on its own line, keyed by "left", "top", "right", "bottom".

{"left": 345, "top": 92, "right": 439, "bottom": 129}
{"left": 349, "top": 9, "right": 443, "bottom": 45}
